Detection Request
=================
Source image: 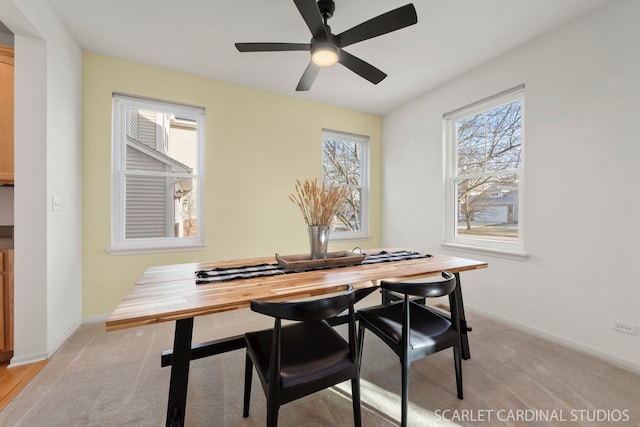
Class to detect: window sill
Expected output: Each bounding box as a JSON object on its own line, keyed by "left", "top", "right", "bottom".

{"left": 440, "top": 242, "right": 528, "bottom": 261}
{"left": 330, "top": 232, "right": 370, "bottom": 241}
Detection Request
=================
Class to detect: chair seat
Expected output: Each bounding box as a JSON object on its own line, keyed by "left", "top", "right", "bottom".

{"left": 358, "top": 302, "right": 458, "bottom": 354}
{"left": 245, "top": 321, "right": 353, "bottom": 389}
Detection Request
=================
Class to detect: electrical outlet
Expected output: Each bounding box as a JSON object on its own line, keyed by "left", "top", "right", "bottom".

{"left": 611, "top": 320, "right": 637, "bottom": 336}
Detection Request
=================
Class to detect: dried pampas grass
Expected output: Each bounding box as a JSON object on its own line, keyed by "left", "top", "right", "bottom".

{"left": 289, "top": 178, "right": 349, "bottom": 226}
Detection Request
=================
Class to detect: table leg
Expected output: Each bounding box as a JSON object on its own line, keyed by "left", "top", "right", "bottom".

{"left": 450, "top": 272, "right": 471, "bottom": 360}
{"left": 166, "top": 317, "right": 194, "bottom": 427}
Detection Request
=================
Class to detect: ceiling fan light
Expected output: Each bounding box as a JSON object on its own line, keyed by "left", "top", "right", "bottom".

{"left": 311, "top": 44, "right": 339, "bottom": 67}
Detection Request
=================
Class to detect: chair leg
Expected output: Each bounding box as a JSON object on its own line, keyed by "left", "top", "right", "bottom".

{"left": 357, "top": 323, "right": 365, "bottom": 368}
{"left": 243, "top": 354, "right": 253, "bottom": 417}
{"left": 266, "top": 399, "right": 279, "bottom": 427}
{"left": 453, "top": 347, "right": 463, "bottom": 399}
{"left": 401, "top": 360, "right": 410, "bottom": 427}
{"left": 381, "top": 288, "right": 391, "bottom": 304}
{"left": 351, "top": 377, "right": 362, "bottom": 427}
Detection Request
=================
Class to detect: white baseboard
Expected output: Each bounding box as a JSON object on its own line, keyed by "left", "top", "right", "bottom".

{"left": 8, "top": 353, "right": 48, "bottom": 368}
{"left": 82, "top": 313, "right": 109, "bottom": 324}
{"left": 8, "top": 316, "right": 87, "bottom": 368}
{"left": 468, "top": 305, "right": 640, "bottom": 375}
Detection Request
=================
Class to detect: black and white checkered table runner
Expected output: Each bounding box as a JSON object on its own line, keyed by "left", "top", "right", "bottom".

{"left": 195, "top": 250, "right": 430, "bottom": 284}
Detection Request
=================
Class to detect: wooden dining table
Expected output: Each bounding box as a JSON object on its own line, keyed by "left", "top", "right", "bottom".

{"left": 106, "top": 250, "right": 487, "bottom": 427}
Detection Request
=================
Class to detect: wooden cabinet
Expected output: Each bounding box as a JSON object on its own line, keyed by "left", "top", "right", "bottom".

{"left": 0, "top": 249, "right": 13, "bottom": 362}
{"left": 0, "top": 46, "right": 14, "bottom": 185}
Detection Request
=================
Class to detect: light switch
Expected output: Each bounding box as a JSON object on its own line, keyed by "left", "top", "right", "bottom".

{"left": 52, "top": 195, "right": 62, "bottom": 212}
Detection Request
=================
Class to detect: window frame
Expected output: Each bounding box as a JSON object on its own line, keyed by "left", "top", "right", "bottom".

{"left": 442, "top": 86, "right": 526, "bottom": 259}
{"left": 322, "top": 129, "right": 370, "bottom": 241}
{"left": 111, "top": 93, "right": 205, "bottom": 254}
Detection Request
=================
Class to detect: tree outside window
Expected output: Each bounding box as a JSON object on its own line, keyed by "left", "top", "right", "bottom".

{"left": 322, "top": 129, "right": 369, "bottom": 239}
{"left": 444, "top": 87, "right": 525, "bottom": 254}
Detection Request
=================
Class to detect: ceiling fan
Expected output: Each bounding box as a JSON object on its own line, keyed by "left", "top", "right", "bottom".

{"left": 235, "top": 0, "right": 418, "bottom": 91}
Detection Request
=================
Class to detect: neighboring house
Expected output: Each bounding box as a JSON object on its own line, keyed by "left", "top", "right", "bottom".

{"left": 167, "top": 117, "right": 199, "bottom": 237}
{"left": 459, "top": 186, "right": 519, "bottom": 224}
{"left": 125, "top": 110, "right": 197, "bottom": 238}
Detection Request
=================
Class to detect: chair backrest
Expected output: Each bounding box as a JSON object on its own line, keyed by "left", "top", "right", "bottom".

{"left": 250, "top": 285, "right": 355, "bottom": 321}
{"left": 380, "top": 271, "right": 456, "bottom": 298}
{"left": 250, "top": 285, "right": 359, "bottom": 394}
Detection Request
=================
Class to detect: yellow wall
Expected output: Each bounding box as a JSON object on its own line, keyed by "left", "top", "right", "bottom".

{"left": 82, "top": 52, "right": 382, "bottom": 316}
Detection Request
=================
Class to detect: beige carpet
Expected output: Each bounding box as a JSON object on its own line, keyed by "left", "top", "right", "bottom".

{"left": 1, "top": 294, "right": 638, "bottom": 426}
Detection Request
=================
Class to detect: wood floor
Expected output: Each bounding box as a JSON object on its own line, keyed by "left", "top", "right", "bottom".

{"left": 0, "top": 360, "right": 48, "bottom": 411}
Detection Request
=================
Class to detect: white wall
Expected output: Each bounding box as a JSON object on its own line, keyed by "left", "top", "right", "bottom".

{"left": 0, "top": 0, "right": 83, "bottom": 364}
{"left": 13, "top": 34, "right": 48, "bottom": 364}
{"left": 383, "top": 0, "right": 640, "bottom": 371}
{"left": 37, "top": 0, "right": 83, "bottom": 356}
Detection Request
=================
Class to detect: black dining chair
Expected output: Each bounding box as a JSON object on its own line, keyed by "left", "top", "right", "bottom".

{"left": 242, "top": 285, "right": 361, "bottom": 427}
{"left": 357, "top": 271, "right": 462, "bottom": 427}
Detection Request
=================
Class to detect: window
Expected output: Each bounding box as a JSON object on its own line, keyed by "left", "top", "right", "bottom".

{"left": 322, "top": 129, "right": 369, "bottom": 240}
{"left": 443, "top": 86, "right": 525, "bottom": 256}
{"left": 111, "top": 93, "right": 204, "bottom": 253}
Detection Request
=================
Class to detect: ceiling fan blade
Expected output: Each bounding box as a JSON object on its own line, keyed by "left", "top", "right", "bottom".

{"left": 296, "top": 62, "right": 321, "bottom": 91}
{"left": 336, "top": 4, "right": 417, "bottom": 48}
{"left": 235, "top": 42, "right": 311, "bottom": 52}
{"left": 338, "top": 50, "right": 387, "bottom": 85}
{"left": 293, "top": 0, "right": 329, "bottom": 39}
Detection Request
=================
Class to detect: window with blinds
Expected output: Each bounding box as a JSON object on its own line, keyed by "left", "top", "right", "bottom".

{"left": 111, "top": 94, "right": 205, "bottom": 253}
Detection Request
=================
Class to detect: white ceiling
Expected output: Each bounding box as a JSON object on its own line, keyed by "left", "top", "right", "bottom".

{"left": 49, "top": 0, "right": 610, "bottom": 115}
